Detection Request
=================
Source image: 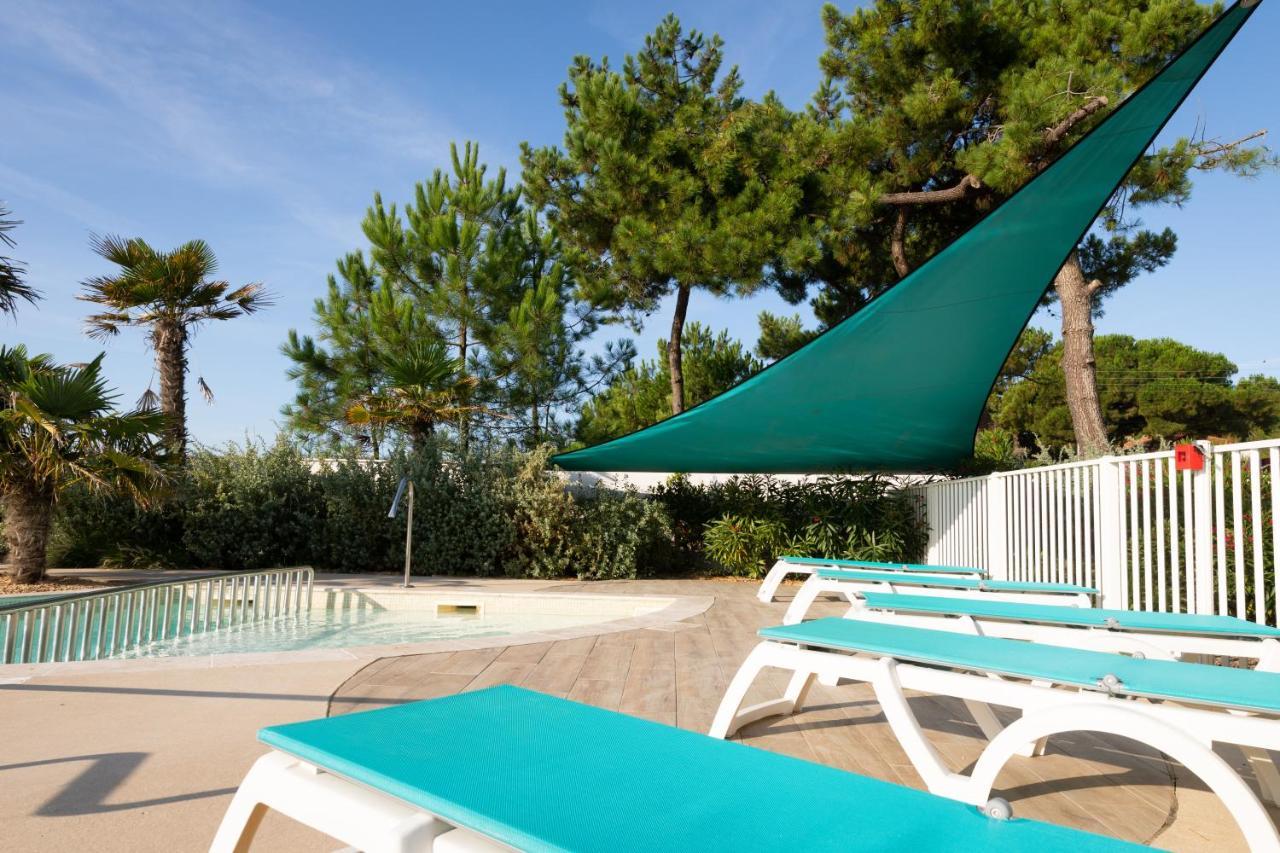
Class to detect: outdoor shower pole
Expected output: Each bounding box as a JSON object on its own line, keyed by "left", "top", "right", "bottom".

{"left": 389, "top": 476, "right": 414, "bottom": 589}
{"left": 403, "top": 480, "right": 414, "bottom": 589}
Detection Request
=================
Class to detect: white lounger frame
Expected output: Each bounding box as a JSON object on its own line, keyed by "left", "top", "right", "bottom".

{"left": 757, "top": 559, "right": 981, "bottom": 603}
{"left": 845, "top": 600, "right": 1280, "bottom": 670}
{"left": 711, "top": 642, "right": 1280, "bottom": 851}
{"left": 209, "top": 751, "right": 510, "bottom": 853}
{"left": 782, "top": 573, "right": 1094, "bottom": 625}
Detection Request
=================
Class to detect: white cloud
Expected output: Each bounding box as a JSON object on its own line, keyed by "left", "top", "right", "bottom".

{"left": 2, "top": 0, "right": 462, "bottom": 240}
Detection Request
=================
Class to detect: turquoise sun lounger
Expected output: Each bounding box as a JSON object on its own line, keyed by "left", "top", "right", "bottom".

{"left": 846, "top": 591, "right": 1280, "bottom": 671}
{"left": 756, "top": 555, "right": 984, "bottom": 602}
{"left": 213, "top": 685, "right": 1142, "bottom": 852}
{"left": 713, "top": 618, "right": 1280, "bottom": 850}
{"left": 783, "top": 567, "right": 1097, "bottom": 624}
{"left": 856, "top": 592, "right": 1280, "bottom": 638}
{"left": 783, "top": 556, "right": 984, "bottom": 575}
{"left": 762, "top": 618, "right": 1280, "bottom": 712}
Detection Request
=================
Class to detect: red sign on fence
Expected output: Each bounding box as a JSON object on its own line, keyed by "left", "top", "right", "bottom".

{"left": 1174, "top": 443, "right": 1205, "bottom": 472}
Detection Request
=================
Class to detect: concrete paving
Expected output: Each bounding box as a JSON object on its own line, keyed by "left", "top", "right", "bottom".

{"left": 2, "top": 574, "right": 1273, "bottom": 851}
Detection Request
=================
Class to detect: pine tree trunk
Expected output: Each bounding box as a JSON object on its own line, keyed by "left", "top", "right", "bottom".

{"left": 530, "top": 393, "right": 540, "bottom": 446}
{"left": 2, "top": 483, "right": 55, "bottom": 584}
{"left": 1055, "top": 251, "right": 1109, "bottom": 457}
{"left": 890, "top": 208, "right": 911, "bottom": 278}
{"left": 667, "top": 284, "right": 692, "bottom": 415}
{"left": 154, "top": 319, "right": 188, "bottom": 461}
{"left": 458, "top": 321, "right": 470, "bottom": 452}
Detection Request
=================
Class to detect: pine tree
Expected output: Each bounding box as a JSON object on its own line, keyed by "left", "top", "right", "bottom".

{"left": 575, "top": 323, "right": 761, "bottom": 445}
{"left": 282, "top": 252, "right": 438, "bottom": 455}
{"left": 284, "top": 144, "right": 620, "bottom": 452}
{"left": 362, "top": 142, "right": 522, "bottom": 451}
{"left": 485, "top": 212, "right": 628, "bottom": 447}
{"left": 522, "top": 15, "right": 811, "bottom": 416}
{"left": 783, "top": 0, "right": 1273, "bottom": 455}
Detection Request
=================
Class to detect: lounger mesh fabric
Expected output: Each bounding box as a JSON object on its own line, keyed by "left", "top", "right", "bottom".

{"left": 858, "top": 592, "right": 1280, "bottom": 637}
{"left": 551, "top": 2, "right": 1258, "bottom": 474}
{"left": 260, "top": 685, "right": 1141, "bottom": 851}
{"left": 816, "top": 567, "right": 1096, "bottom": 595}
{"left": 783, "top": 556, "right": 984, "bottom": 575}
{"left": 761, "top": 618, "right": 1280, "bottom": 714}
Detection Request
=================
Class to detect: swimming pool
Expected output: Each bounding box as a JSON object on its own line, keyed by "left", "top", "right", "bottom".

{"left": 114, "top": 587, "right": 674, "bottom": 659}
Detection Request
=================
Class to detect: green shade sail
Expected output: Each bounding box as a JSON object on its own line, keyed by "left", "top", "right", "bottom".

{"left": 554, "top": 2, "right": 1259, "bottom": 474}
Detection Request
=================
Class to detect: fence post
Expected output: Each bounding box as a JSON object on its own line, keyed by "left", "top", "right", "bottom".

{"left": 1192, "top": 439, "right": 1216, "bottom": 614}
{"left": 985, "top": 474, "right": 1008, "bottom": 580}
{"left": 1096, "top": 455, "right": 1124, "bottom": 608}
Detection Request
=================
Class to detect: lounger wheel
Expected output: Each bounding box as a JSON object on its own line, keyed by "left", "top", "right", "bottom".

{"left": 982, "top": 798, "right": 1012, "bottom": 821}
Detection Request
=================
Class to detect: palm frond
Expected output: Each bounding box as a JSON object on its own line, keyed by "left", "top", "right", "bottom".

{"left": 136, "top": 387, "right": 159, "bottom": 411}
{"left": 197, "top": 376, "right": 215, "bottom": 404}
{"left": 224, "top": 281, "right": 274, "bottom": 313}
{"left": 0, "top": 205, "right": 39, "bottom": 315}
{"left": 0, "top": 347, "right": 168, "bottom": 504}
{"left": 21, "top": 353, "right": 118, "bottom": 420}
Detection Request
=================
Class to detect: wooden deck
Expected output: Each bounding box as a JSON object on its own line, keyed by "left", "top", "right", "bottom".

{"left": 329, "top": 578, "right": 1274, "bottom": 850}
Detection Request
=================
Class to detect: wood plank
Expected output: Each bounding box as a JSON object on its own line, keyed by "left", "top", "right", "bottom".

{"left": 522, "top": 653, "right": 588, "bottom": 697}
{"left": 566, "top": 678, "right": 625, "bottom": 711}
{"left": 619, "top": 666, "right": 676, "bottom": 725}
{"left": 434, "top": 647, "right": 504, "bottom": 676}
{"left": 496, "top": 642, "right": 553, "bottom": 664}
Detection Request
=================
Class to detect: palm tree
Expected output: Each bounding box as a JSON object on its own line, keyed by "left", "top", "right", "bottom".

{"left": 345, "top": 340, "right": 485, "bottom": 450}
{"left": 79, "top": 236, "right": 272, "bottom": 459}
{"left": 0, "top": 346, "right": 167, "bottom": 584}
{"left": 0, "top": 205, "right": 40, "bottom": 316}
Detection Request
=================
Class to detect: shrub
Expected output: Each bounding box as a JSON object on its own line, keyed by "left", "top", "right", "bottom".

{"left": 703, "top": 514, "right": 787, "bottom": 577}
{"left": 182, "top": 442, "right": 325, "bottom": 569}
{"left": 506, "top": 448, "right": 672, "bottom": 580}
{"left": 657, "top": 474, "right": 927, "bottom": 575}
{"left": 48, "top": 485, "right": 187, "bottom": 569}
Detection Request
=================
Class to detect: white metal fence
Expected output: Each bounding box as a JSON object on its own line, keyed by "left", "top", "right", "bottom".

{"left": 907, "top": 437, "right": 1279, "bottom": 623}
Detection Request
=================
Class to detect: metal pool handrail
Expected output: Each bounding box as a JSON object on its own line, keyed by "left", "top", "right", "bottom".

{"left": 0, "top": 566, "right": 314, "bottom": 666}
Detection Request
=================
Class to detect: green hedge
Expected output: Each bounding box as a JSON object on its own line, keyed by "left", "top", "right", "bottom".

{"left": 46, "top": 443, "right": 925, "bottom": 580}
{"left": 48, "top": 442, "right": 675, "bottom": 580}
{"left": 653, "top": 473, "right": 927, "bottom": 577}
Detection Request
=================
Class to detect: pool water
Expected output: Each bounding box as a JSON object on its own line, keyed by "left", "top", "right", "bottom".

{"left": 115, "top": 588, "right": 668, "bottom": 659}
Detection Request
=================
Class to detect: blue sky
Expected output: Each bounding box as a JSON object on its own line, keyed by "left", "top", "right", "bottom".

{"left": 3, "top": 0, "right": 1277, "bottom": 446}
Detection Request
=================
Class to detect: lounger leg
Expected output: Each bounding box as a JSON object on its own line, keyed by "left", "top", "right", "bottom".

{"left": 1258, "top": 639, "right": 1280, "bottom": 673}
{"left": 211, "top": 751, "right": 450, "bottom": 853}
{"left": 710, "top": 643, "right": 814, "bottom": 739}
{"left": 757, "top": 562, "right": 811, "bottom": 603}
{"left": 782, "top": 576, "right": 829, "bottom": 625}
{"left": 967, "top": 703, "right": 1280, "bottom": 852}
{"left": 211, "top": 753, "right": 292, "bottom": 853}
{"left": 1241, "top": 746, "right": 1280, "bottom": 806}
{"left": 868, "top": 657, "right": 970, "bottom": 800}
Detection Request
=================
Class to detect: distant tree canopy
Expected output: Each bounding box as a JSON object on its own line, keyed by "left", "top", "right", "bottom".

{"left": 990, "top": 331, "right": 1280, "bottom": 449}
{"left": 575, "top": 323, "right": 761, "bottom": 446}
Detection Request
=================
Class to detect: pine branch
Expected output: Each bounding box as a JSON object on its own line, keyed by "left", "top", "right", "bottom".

{"left": 1041, "top": 96, "right": 1109, "bottom": 148}
{"left": 878, "top": 174, "right": 983, "bottom": 206}
{"left": 1191, "top": 129, "right": 1270, "bottom": 171}
{"left": 877, "top": 96, "right": 1109, "bottom": 207}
